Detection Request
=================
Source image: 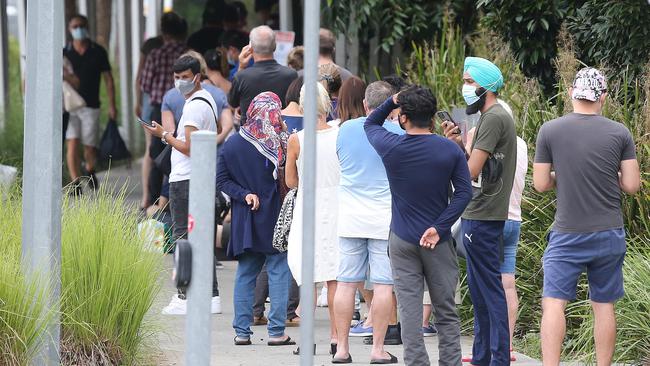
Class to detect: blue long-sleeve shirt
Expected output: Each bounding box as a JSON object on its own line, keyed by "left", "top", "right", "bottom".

{"left": 364, "top": 97, "right": 472, "bottom": 245}
{"left": 216, "top": 133, "right": 281, "bottom": 257}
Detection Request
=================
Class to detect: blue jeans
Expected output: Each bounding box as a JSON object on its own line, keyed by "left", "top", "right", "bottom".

{"left": 233, "top": 251, "right": 289, "bottom": 338}
{"left": 462, "top": 219, "right": 510, "bottom": 366}
{"left": 500, "top": 220, "right": 521, "bottom": 274}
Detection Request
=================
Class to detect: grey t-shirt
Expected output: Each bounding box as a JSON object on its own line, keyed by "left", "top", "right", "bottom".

{"left": 534, "top": 113, "right": 636, "bottom": 233}
{"left": 462, "top": 103, "right": 517, "bottom": 221}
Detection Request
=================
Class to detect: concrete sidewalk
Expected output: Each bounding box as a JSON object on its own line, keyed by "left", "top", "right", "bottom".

{"left": 150, "top": 259, "right": 542, "bottom": 366}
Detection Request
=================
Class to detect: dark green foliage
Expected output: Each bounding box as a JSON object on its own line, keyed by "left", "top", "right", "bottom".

{"left": 324, "top": 0, "right": 478, "bottom": 54}
{"left": 477, "top": 0, "right": 572, "bottom": 94}
{"left": 567, "top": 0, "right": 650, "bottom": 82}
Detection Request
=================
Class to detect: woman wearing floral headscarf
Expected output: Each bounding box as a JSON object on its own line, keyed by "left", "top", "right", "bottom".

{"left": 217, "top": 91, "right": 295, "bottom": 347}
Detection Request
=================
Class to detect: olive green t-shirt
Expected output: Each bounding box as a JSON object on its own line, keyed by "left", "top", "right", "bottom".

{"left": 462, "top": 103, "right": 517, "bottom": 221}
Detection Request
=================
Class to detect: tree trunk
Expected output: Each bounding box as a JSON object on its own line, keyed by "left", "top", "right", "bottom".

{"left": 95, "top": 0, "right": 111, "bottom": 49}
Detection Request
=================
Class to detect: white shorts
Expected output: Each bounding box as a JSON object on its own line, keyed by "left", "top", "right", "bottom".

{"left": 66, "top": 107, "right": 100, "bottom": 147}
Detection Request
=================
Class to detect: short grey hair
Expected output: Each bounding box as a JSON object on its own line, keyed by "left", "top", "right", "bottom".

{"left": 365, "top": 81, "right": 393, "bottom": 110}
{"left": 250, "top": 25, "right": 276, "bottom": 55}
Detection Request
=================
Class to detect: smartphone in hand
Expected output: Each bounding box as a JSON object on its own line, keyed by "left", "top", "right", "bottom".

{"left": 137, "top": 116, "right": 153, "bottom": 128}
{"left": 436, "top": 111, "right": 461, "bottom": 134}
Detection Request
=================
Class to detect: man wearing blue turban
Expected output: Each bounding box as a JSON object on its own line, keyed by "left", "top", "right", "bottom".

{"left": 442, "top": 57, "right": 516, "bottom": 366}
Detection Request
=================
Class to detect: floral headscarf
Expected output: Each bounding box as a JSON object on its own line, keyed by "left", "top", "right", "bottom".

{"left": 240, "top": 92, "right": 288, "bottom": 180}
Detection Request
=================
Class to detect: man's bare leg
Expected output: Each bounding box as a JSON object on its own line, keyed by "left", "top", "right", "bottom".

{"left": 541, "top": 297, "right": 567, "bottom": 366}
{"left": 333, "top": 281, "right": 359, "bottom": 359}
{"left": 66, "top": 138, "right": 81, "bottom": 180}
{"left": 370, "top": 284, "right": 393, "bottom": 360}
{"left": 592, "top": 301, "right": 616, "bottom": 366}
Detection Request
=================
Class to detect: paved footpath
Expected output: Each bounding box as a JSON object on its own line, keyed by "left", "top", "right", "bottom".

{"left": 103, "top": 161, "right": 544, "bottom": 366}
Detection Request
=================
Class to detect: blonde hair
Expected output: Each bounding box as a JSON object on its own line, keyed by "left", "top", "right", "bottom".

{"left": 180, "top": 50, "right": 208, "bottom": 78}
{"left": 299, "top": 82, "right": 332, "bottom": 117}
{"left": 318, "top": 63, "right": 342, "bottom": 96}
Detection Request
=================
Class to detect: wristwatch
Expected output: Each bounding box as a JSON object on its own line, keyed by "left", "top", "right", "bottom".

{"left": 161, "top": 131, "right": 169, "bottom": 145}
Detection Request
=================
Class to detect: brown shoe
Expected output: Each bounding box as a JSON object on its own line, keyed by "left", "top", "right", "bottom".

{"left": 253, "top": 315, "right": 268, "bottom": 325}
{"left": 285, "top": 316, "right": 301, "bottom": 327}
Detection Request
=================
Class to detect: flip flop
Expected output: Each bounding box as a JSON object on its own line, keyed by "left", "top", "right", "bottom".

{"left": 233, "top": 336, "right": 251, "bottom": 346}
{"left": 268, "top": 336, "right": 296, "bottom": 346}
{"left": 331, "top": 354, "right": 352, "bottom": 364}
{"left": 370, "top": 351, "right": 398, "bottom": 364}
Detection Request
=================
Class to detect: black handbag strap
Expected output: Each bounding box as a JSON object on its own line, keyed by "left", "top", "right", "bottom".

{"left": 190, "top": 96, "right": 218, "bottom": 127}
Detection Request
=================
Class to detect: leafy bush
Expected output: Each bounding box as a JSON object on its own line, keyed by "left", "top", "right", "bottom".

{"left": 567, "top": 0, "right": 650, "bottom": 84}
{"left": 0, "top": 187, "right": 164, "bottom": 365}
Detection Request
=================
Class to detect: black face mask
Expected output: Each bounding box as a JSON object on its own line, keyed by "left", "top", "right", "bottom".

{"left": 465, "top": 87, "right": 487, "bottom": 115}
{"left": 398, "top": 113, "right": 406, "bottom": 130}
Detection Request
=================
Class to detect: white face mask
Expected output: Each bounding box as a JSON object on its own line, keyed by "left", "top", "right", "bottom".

{"left": 71, "top": 27, "right": 88, "bottom": 41}
{"left": 175, "top": 75, "right": 197, "bottom": 95}
{"left": 462, "top": 84, "right": 481, "bottom": 105}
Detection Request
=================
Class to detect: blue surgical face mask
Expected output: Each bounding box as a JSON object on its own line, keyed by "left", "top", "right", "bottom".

{"left": 462, "top": 84, "right": 481, "bottom": 105}
{"left": 227, "top": 54, "right": 236, "bottom": 66}
{"left": 175, "top": 75, "right": 197, "bottom": 96}
{"left": 71, "top": 27, "right": 88, "bottom": 41}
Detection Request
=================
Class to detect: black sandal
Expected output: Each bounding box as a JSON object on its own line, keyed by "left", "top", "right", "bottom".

{"left": 331, "top": 354, "right": 352, "bottom": 364}
{"left": 234, "top": 336, "right": 251, "bottom": 346}
{"left": 330, "top": 343, "right": 337, "bottom": 356}
{"left": 268, "top": 336, "right": 296, "bottom": 346}
{"left": 370, "top": 351, "right": 398, "bottom": 364}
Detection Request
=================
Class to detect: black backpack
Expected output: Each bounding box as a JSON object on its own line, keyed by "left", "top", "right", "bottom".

{"left": 99, "top": 119, "right": 131, "bottom": 162}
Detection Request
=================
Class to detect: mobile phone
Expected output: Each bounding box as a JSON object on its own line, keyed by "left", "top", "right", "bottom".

{"left": 436, "top": 111, "right": 456, "bottom": 125}
{"left": 437, "top": 111, "right": 461, "bottom": 134}
{"left": 137, "top": 116, "right": 153, "bottom": 128}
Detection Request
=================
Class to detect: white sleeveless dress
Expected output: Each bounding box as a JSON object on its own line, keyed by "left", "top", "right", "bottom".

{"left": 287, "top": 126, "right": 340, "bottom": 286}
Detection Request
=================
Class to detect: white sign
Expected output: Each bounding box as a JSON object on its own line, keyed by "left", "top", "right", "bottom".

{"left": 274, "top": 31, "right": 296, "bottom": 66}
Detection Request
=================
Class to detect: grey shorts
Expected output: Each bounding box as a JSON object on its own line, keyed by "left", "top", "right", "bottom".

{"left": 66, "top": 107, "right": 100, "bottom": 147}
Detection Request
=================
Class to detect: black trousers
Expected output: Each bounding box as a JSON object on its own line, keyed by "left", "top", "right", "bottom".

{"left": 148, "top": 103, "right": 164, "bottom": 205}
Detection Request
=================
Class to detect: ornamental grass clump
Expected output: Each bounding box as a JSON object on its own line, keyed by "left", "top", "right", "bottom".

{"left": 60, "top": 187, "right": 164, "bottom": 365}
{"left": 0, "top": 190, "right": 49, "bottom": 366}
{"left": 0, "top": 185, "right": 164, "bottom": 365}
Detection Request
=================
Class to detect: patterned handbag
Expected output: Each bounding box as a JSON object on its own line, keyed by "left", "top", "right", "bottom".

{"left": 272, "top": 188, "right": 297, "bottom": 252}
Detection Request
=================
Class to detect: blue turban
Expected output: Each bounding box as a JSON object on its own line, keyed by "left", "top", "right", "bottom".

{"left": 463, "top": 57, "right": 504, "bottom": 92}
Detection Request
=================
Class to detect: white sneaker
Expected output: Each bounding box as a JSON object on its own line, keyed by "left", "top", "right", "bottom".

{"left": 211, "top": 296, "right": 222, "bottom": 314}
{"left": 162, "top": 294, "right": 187, "bottom": 315}
{"left": 317, "top": 286, "right": 328, "bottom": 307}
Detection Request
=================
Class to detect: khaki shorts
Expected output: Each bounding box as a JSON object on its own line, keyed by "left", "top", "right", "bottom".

{"left": 66, "top": 107, "right": 100, "bottom": 147}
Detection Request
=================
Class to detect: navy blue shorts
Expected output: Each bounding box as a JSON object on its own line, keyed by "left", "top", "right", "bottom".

{"left": 543, "top": 228, "right": 626, "bottom": 303}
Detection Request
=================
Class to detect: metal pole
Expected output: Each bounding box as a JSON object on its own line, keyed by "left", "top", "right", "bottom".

{"left": 186, "top": 131, "right": 217, "bottom": 366}
{"left": 335, "top": 33, "right": 346, "bottom": 69}
{"left": 16, "top": 0, "right": 25, "bottom": 78}
{"left": 117, "top": 0, "right": 134, "bottom": 152}
{"left": 300, "top": 0, "right": 320, "bottom": 364}
{"left": 145, "top": 0, "right": 160, "bottom": 38}
{"left": 131, "top": 0, "right": 143, "bottom": 148}
{"left": 0, "top": 0, "right": 9, "bottom": 129}
{"left": 78, "top": 0, "right": 89, "bottom": 15}
{"left": 279, "top": 0, "right": 293, "bottom": 32}
{"left": 163, "top": 0, "right": 173, "bottom": 12}
{"left": 21, "top": 0, "right": 63, "bottom": 364}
